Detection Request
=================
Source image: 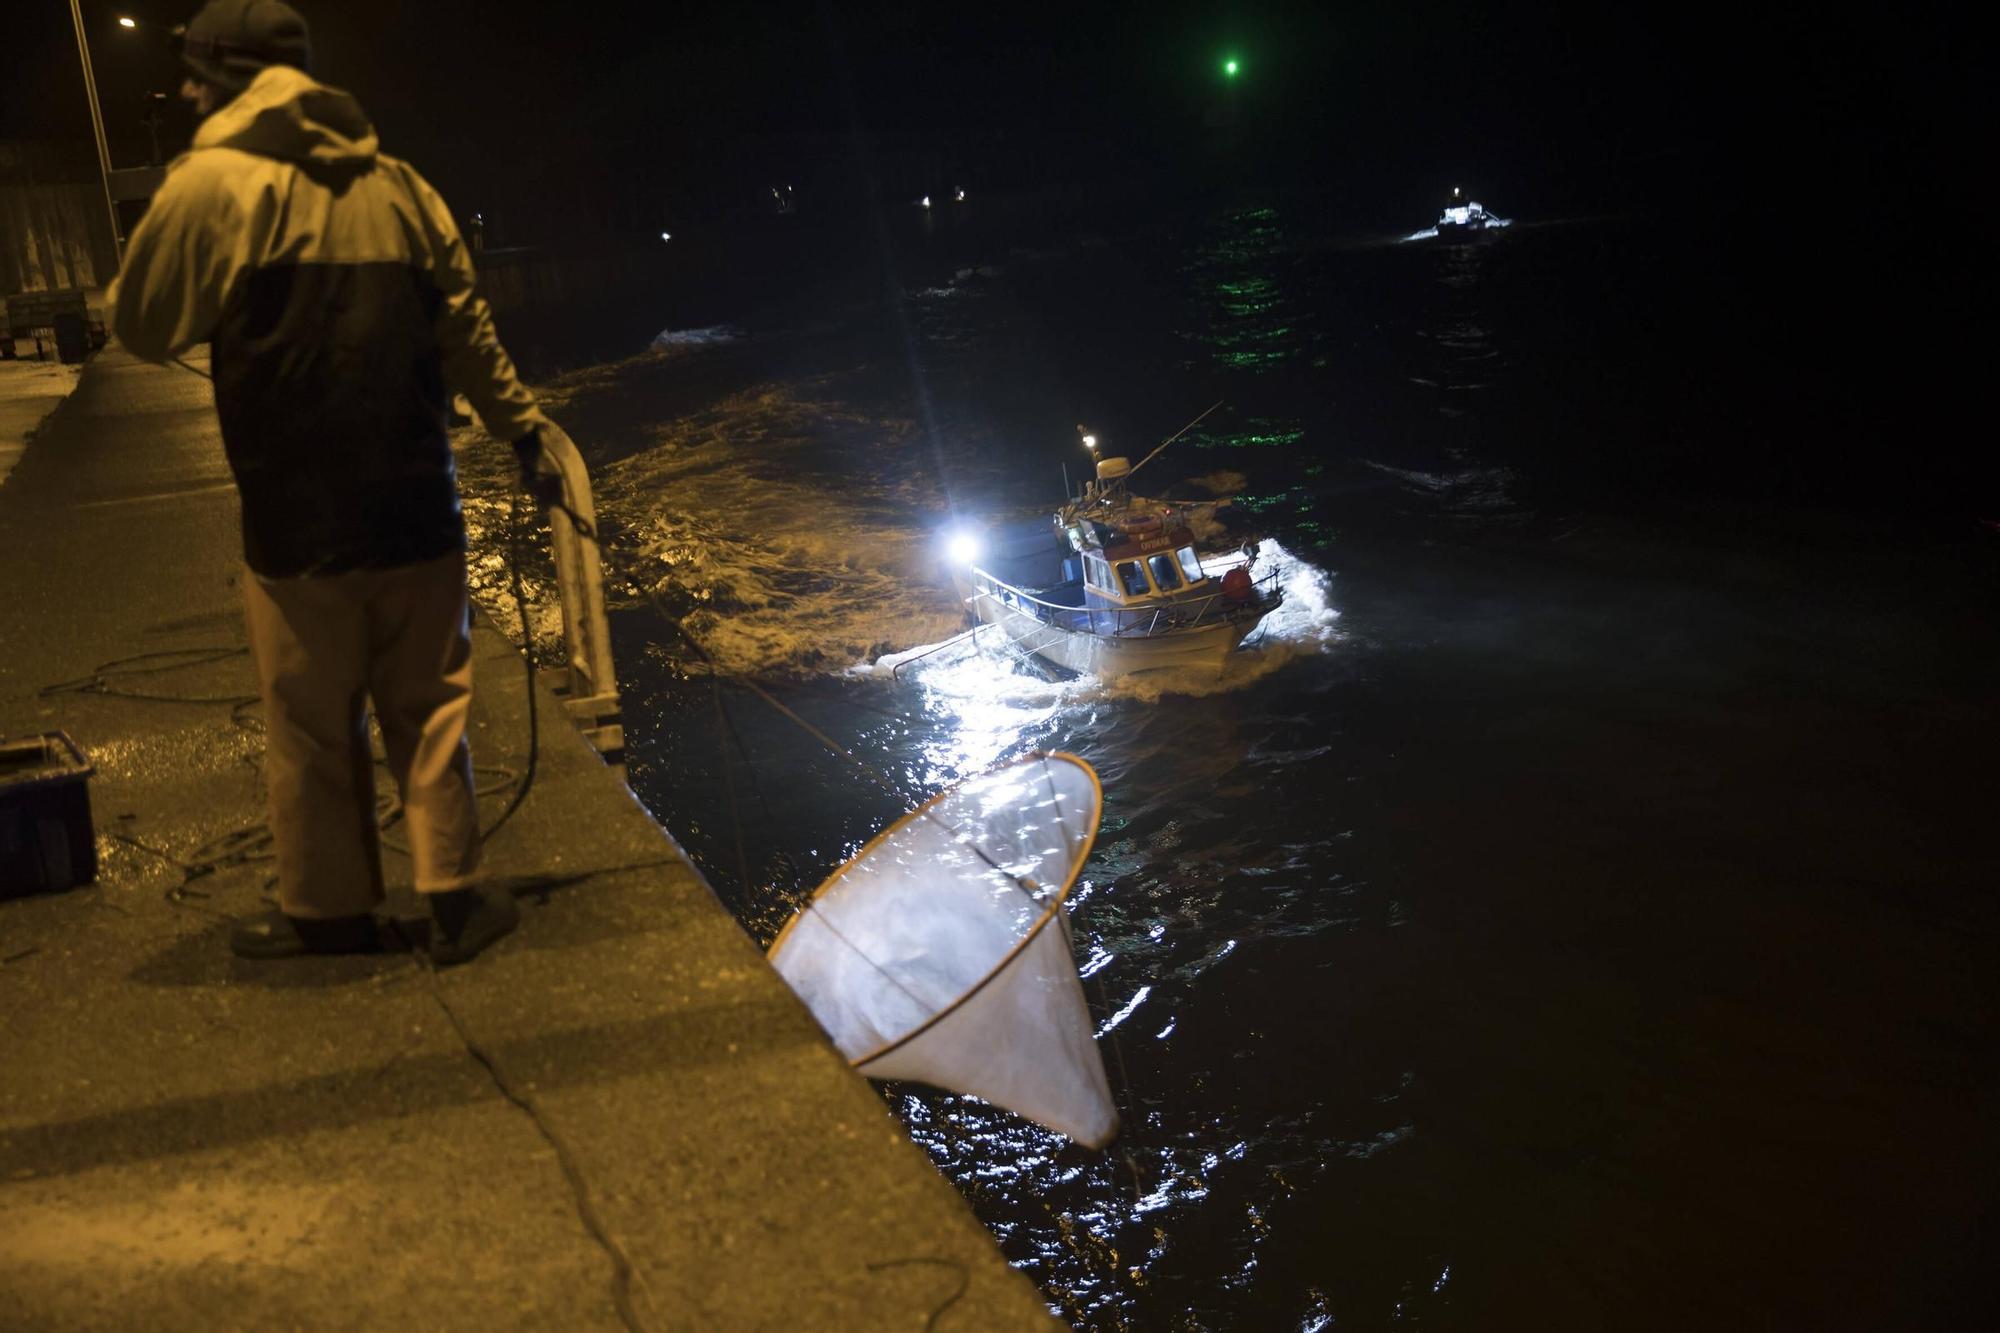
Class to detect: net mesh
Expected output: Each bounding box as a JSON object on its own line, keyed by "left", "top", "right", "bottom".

{"left": 769, "top": 752, "right": 1118, "bottom": 1147}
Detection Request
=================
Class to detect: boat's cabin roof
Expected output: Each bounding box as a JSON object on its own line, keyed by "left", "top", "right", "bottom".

{"left": 1050, "top": 476, "right": 1227, "bottom": 605}
{"left": 1060, "top": 513, "right": 1212, "bottom": 605}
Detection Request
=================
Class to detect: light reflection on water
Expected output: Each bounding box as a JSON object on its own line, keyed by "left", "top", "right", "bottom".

{"left": 796, "top": 544, "right": 1355, "bottom": 1329}
{"left": 1179, "top": 206, "right": 1311, "bottom": 377}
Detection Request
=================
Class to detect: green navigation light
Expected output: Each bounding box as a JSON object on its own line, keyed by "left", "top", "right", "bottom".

{"left": 1223, "top": 57, "right": 1240, "bottom": 78}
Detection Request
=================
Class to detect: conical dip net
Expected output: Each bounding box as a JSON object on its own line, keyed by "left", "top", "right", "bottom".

{"left": 768, "top": 751, "right": 1118, "bottom": 1147}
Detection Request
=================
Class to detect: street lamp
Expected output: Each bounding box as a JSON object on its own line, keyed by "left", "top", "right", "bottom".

{"left": 69, "top": 0, "right": 124, "bottom": 268}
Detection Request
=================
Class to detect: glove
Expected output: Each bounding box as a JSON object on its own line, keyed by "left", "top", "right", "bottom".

{"left": 511, "top": 428, "right": 565, "bottom": 510}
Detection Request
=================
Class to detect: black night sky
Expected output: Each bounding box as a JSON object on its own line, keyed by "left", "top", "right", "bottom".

{"left": 4, "top": 2, "right": 1978, "bottom": 228}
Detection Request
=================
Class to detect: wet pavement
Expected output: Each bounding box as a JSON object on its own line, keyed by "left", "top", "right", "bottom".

{"left": 0, "top": 347, "right": 1056, "bottom": 1330}
{"left": 0, "top": 355, "right": 84, "bottom": 490}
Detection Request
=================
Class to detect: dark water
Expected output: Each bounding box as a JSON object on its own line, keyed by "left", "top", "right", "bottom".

{"left": 476, "top": 196, "right": 1997, "bottom": 1329}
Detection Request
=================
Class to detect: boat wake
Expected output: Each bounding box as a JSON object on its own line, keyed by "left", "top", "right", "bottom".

{"left": 582, "top": 379, "right": 968, "bottom": 675}
{"left": 650, "top": 324, "right": 745, "bottom": 349}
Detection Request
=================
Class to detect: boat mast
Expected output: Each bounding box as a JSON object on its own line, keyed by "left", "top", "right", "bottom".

{"left": 1127, "top": 401, "right": 1224, "bottom": 482}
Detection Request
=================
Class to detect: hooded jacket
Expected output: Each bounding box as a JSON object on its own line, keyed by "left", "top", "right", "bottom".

{"left": 113, "top": 66, "right": 547, "bottom": 578}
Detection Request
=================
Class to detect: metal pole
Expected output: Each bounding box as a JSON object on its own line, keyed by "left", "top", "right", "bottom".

{"left": 1127, "top": 400, "right": 1223, "bottom": 480}
{"left": 68, "top": 0, "right": 124, "bottom": 272}
{"left": 144, "top": 95, "right": 164, "bottom": 166}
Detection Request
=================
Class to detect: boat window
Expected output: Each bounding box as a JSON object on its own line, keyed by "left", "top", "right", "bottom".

{"left": 1117, "top": 561, "right": 1150, "bottom": 597}
{"left": 1083, "top": 553, "right": 1112, "bottom": 592}
{"left": 1176, "top": 545, "right": 1204, "bottom": 582}
{"left": 1148, "top": 553, "right": 1182, "bottom": 591}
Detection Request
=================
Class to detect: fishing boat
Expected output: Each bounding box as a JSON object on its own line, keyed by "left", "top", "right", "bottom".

{"left": 945, "top": 426, "right": 1284, "bottom": 677}
{"left": 1432, "top": 186, "right": 1509, "bottom": 237}
{"left": 1435, "top": 200, "right": 1507, "bottom": 234}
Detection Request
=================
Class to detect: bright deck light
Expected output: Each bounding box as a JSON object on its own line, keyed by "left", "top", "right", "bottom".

{"left": 945, "top": 531, "right": 982, "bottom": 565}
{"left": 660, "top": 231, "right": 671, "bottom": 241}
{"left": 1081, "top": 433, "right": 1098, "bottom": 450}
{"left": 118, "top": 16, "right": 138, "bottom": 27}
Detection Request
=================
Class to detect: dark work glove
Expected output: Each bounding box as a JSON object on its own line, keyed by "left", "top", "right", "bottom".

{"left": 511, "top": 427, "right": 565, "bottom": 509}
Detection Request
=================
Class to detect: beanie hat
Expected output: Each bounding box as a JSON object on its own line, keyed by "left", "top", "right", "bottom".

{"left": 180, "top": 0, "right": 312, "bottom": 92}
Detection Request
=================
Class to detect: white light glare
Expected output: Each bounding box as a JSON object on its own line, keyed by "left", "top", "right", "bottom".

{"left": 118, "top": 16, "right": 137, "bottom": 27}
{"left": 920, "top": 195, "right": 932, "bottom": 209}
{"left": 1081, "top": 433, "right": 1098, "bottom": 450}
{"left": 955, "top": 188, "right": 967, "bottom": 202}
{"left": 660, "top": 231, "right": 671, "bottom": 242}
{"left": 945, "top": 530, "right": 982, "bottom": 565}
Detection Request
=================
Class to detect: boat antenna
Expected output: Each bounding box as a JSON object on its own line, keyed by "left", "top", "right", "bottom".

{"left": 1127, "top": 400, "right": 1223, "bottom": 480}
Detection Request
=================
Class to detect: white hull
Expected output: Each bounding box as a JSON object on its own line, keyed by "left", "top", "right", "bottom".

{"left": 969, "top": 588, "right": 1258, "bottom": 676}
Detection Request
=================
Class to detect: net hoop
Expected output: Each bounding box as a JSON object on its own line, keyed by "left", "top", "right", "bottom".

{"left": 767, "top": 750, "right": 1102, "bottom": 1070}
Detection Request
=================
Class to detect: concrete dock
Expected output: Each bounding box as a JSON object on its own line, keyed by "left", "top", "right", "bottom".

{"left": 0, "top": 347, "right": 1059, "bottom": 1330}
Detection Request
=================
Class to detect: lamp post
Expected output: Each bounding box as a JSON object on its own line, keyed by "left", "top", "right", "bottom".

{"left": 68, "top": 0, "right": 124, "bottom": 270}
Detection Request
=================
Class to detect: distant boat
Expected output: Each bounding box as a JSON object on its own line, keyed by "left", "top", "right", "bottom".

{"left": 947, "top": 455, "right": 1284, "bottom": 677}
{"left": 1435, "top": 199, "right": 1509, "bottom": 235}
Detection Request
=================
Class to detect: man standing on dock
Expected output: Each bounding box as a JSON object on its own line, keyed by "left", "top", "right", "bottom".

{"left": 111, "top": 0, "right": 560, "bottom": 964}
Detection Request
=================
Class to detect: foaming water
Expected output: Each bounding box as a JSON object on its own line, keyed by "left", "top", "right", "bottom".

{"left": 650, "top": 323, "right": 744, "bottom": 348}
{"left": 585, "top": 376, "right": 969, "bottom": 674}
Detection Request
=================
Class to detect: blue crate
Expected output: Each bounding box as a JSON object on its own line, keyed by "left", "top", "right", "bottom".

{"left": 0, "top": 731, "right": 98, "bottom": 895}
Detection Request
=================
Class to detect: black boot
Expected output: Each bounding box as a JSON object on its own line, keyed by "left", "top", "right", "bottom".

{"left": 230, "top": 910, "right": 379, "bottom": 960}
{"left": 427, "top": 887, "right": 520, "bottom": 966}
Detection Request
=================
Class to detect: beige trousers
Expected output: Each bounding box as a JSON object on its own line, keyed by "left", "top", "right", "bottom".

{"left": 241, "top": 550, "right": 480, "bottom": 918}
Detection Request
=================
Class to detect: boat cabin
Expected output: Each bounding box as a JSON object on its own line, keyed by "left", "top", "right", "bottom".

{"left": 1041, "top": 455, "right": 1213, "bottom": 611}
{"left": 1073, "top": 522, "right": 1209, "bottom": 610}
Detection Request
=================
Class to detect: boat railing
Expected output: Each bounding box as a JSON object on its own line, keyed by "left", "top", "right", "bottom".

{"left": 968, "top": 565, "right": 1283, "bottom": 639}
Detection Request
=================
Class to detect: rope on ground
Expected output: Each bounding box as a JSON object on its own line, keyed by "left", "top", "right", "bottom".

{"left": 37, "top": 498, "right": 544, "bottom": 912}
{"left": 101, "top": 830, "right": 238, "bottom": 918}
{"left": 39, "top": 646, "right": 264, "bottom": 730}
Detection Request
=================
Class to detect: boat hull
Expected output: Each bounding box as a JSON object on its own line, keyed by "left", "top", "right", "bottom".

{"left": 968, "top": 586, "right": 1262, "bottom": 676}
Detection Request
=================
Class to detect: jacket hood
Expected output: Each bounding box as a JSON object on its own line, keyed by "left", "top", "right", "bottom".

{"left": 192, "top": 65, "right": 378, "bottom": 169}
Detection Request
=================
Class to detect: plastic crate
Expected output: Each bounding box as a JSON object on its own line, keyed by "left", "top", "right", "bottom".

{"left": 0, "top": 731, "right": 98, "bottom": 896}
